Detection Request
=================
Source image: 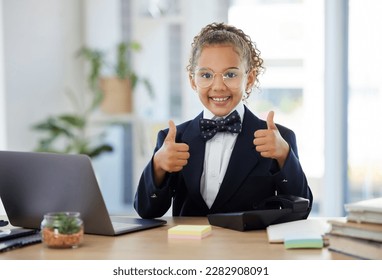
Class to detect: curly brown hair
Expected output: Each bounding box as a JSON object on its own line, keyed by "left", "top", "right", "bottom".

{"left": 187, "top": 22, "right": 264, "bottom": 89}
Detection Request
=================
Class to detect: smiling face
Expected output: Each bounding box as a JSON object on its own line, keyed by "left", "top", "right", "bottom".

{"left": 190, "top": 45, "right": 255, "bottom": 117}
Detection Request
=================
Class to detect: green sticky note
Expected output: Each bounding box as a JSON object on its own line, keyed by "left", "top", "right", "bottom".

{"left": 284, "top": 234, "right": 324, "bottom": 249}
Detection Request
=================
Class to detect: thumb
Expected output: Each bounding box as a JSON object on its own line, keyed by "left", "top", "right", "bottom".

{"left": 165, "top": 120, "right": 177, "bottom": 143}
{"left": 267, "top": 111, "right": 277, "bottom": 130}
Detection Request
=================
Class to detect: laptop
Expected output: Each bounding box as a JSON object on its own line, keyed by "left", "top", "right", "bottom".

{"left": 0, "top": 150, "right": 166, "bottom": 236}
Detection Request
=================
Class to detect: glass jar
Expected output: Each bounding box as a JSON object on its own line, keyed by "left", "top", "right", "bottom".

{"left": 41, "top": 212, "right": 84, "bottom": 248}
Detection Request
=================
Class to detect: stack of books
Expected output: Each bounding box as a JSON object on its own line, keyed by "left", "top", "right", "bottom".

{"left": 327, "top": 197, "right": 382, "bottom": 259}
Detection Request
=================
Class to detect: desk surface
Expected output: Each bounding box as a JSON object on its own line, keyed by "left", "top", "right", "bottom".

{"left": 0, "top": 216, "right": 353, "bottom": 260}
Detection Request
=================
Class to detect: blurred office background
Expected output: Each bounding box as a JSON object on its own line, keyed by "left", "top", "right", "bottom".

{"left": 0, "top": 0, "right": 381, "bottom": 217}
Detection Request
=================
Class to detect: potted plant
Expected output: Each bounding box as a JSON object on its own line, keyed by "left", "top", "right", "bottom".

{"left": 41, "top": 212, "right": 84, "bottom": 248}
{"left": 32, "top": 48, "right": 113, "bottom": 158}
{"left": 79, "top": 42, "right": 154, "bottom": 114}
{"left": 32, "top": 111, "right": 113, "bottom": 158}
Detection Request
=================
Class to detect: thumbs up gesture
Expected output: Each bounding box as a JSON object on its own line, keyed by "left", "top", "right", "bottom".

{"left": 253, "top": 111, "right": 290, "bottom": 168}
{"left": 154, "top": 120, "right": 190, "bottom": 180}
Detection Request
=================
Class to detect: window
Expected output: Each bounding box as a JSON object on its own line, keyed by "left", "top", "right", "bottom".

{"left": 348, "top": 0, "right": 382, "bottom": 202}
{"left": 229, "top": 0, "right": 325, "bottom": 214}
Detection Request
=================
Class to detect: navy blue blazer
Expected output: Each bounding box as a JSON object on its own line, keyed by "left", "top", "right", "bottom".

{"left": 134, "top": 106, "right": 313, "bottom": 218}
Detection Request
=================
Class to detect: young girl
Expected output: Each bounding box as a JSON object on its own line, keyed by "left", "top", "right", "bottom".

{"left": 134, "top": 22, "right": 313, "bottom": 218}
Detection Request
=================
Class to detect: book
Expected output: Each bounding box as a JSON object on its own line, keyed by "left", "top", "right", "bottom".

{"left": 345, "top": 197, "right": 382, "bottom": 224}
{"left": 328, "top": 233, "right": 382, "bottom": 259}
{"left": 168, "top": 225, "right": 212, "bottom": 240}
{"left": 328, "top": 219, "right": 382, "bottom": 242}
{"left": 266, "top": 218, "right": 331, "bottom": 243}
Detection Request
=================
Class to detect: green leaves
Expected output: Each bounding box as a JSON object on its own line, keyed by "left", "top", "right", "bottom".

{"left": 32, "top": 114, "right": 113, "bottom": 157}
{"left": 115, "top": 41, "right": 142, "bottom": 80}
{"left": 47, "top": 213, "right": 81, "bottom": 235}
{"left": 78, "top": 42, "right": 154, "bottom": 97}
{"left": 32, "top": 41, "right": 154, "bottom": 158}
{"left": 77, "top": 47, "right": 104, "bottom": 91}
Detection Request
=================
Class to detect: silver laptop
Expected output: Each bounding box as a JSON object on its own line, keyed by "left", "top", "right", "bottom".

{"left": 0, "top": 150, "right": 166, "bottom": 236}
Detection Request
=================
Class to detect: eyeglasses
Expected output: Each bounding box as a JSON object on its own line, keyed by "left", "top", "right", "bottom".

{"left": 193, "top": 68, "right": 246, "bottom": 89}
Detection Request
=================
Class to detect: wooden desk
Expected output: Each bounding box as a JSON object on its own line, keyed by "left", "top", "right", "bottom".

{"left": 0, "top": 216, "right": 353, "bottom": 260}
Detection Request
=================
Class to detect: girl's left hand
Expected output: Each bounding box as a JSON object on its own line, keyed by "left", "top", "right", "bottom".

{"left": 253, "top": 111, "right": 290, "bottom": 168}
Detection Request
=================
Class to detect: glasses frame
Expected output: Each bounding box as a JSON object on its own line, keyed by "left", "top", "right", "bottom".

{"left": 193, "top": 67, "right": 248, "bottom": 89}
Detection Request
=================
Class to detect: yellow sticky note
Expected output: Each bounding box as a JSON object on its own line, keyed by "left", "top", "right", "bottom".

{"left": 168, "top": 225, "right": 212, "bottom": 239}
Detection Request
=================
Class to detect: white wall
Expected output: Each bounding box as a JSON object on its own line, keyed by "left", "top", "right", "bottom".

{"left": 84, "top": 0, "right": 121, "bottom": 63}
{"left": 0, "top": 1, "right": 6, "bottom": 150}
{"left": 2, "top": 0, "right": 85, "bottom": 152}
{"left": 0, "top": 0, "right": 6, "bottom": 215}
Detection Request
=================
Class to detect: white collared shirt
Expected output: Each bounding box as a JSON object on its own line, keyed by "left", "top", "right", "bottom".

{"left": 200, "top": 102, "right": 245, "bottom": 208}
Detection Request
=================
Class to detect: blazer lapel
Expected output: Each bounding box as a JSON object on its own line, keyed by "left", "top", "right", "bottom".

{"left": 180, "top": 113, "right": 208, "bottom": 206}
{"left": 210, "top": 107, "right": 262, "bottom": 212}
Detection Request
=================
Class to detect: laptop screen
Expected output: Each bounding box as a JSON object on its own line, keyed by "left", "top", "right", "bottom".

{"left": 0, "top": 151, "right": 166, "bottom": 235}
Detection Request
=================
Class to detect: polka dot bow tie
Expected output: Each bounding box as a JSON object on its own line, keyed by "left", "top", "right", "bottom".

{"left": 199, "top": 110, "right": 242, "bottom": 141}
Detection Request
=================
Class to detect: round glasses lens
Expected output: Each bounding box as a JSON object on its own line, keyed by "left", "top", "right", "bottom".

{"left": 222, "top": 69, "right": 243, "bottom": 89}
{"left": 194, "top": 70, "right": 214, "bottom": 88}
